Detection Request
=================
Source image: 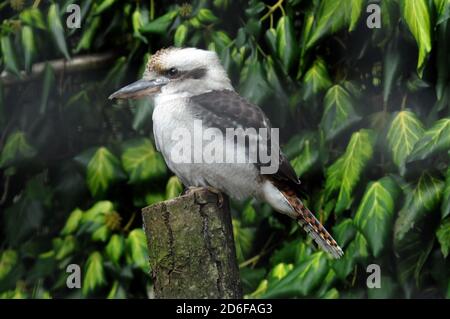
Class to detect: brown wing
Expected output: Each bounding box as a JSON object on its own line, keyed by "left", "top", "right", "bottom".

{"left": 189, "top": 90, "right": 300, "bottom": 185}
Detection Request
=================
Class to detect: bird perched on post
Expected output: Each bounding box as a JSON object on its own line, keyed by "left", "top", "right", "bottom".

{"left": 110, "top": 47, "right": 343, "bottom": 259}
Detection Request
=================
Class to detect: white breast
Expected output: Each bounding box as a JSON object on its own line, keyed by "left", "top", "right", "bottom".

{"left": 152, "top": 94, "right": 261, "bottom": 200}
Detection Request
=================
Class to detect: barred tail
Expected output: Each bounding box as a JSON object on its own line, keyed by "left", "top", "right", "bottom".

{"left": 283, "top": 191, "right": 344, "bottom": 259}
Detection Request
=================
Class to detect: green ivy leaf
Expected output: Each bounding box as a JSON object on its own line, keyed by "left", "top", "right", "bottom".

{"left": 48, "top": 4, "right": 70, "bottom": 60}
{"left": 262, "top": 252, "right": 328, "bottom": 298}
{"left": 140, "top": 11, "right": 177, "bottom": 34}
{"left": 166, "top": 176, "right": 183, "bottom": 200}
{"left": 383, "top": 37, "right": 401, "bottom": 103}
{"left": 320, "top": 85, "right": 361, "bottom": 141}
{"left": 268, "top": 263, "right": 294, "bottom": 282}
{"left": 40, "top": 63, "right": 55, "bottom": 114}
{"left": 21, "top": 25, "right": 36, "bottom": 72}
{"left": 276, "top": 16, "right": 297, "bottom": 72}
{"left": 1, "top": 35, "right": 20, "bottom": 76}
{"left": 387, "top": 110, "right": 425, "bottom": 175}
{"left": 407, "top": 118, "right": 450, "bottom": 162}
{"left": 75, "top": 16, "right": 101, "bottom": 53}
{"left": 61, "top": 208, "right": 83, "bottom": 235}
{"left": 348, "top": 0, "right": 364, "bottom": 31}
{"left": 0, "top": 131, "right": 36, "bottom": 168}
{"left": 19, "top": 8, "right": 46, "bottom": 30}
{"left": 442, "top": 166, "right": 450, "bottom": 219}
{"left": 394, "top": 173, "right": 444, "bottom": 283}
{"left": 354, "top": 177, "right": 400, "bottom": 257}
{"left": 106, "top": 234, "right": 125, "bottom": 264}
{"left": 174, "top": 24, "right": 188, "bottom": 47}
{"left": 332, "top": 218, "right": 357, "bottom": 248}
{"left": 239, "top": 56, "right": 270, "bottom": 105}
{"left": 232, "top": 219, "right": 256, "bottom": 263}
{"left": 197, "top": 8, "right": 218, "bottom": 24}
{"left": 436, "top": 219, "right": 450, "bottom": 257}
{"left": 0, "top": 250, "right": 18, "bottom": 281}
{"left": 401, "top": 0, "right": 432, "bottom": 75}
{"left": 82, "top": 251, "right": 106, "bottom": 296}
{"left": 325, "top": 129, "right": 376, "bottom": 214}
{"left": 79, "top": 147, "right": 126, "bottom": 197}
{"left": 54, "top": 236, "right": 76, "bottom": 260}
{"left": 332, "top": 232, "right": 369, "bottom": 280}
{"left": 302, "top": 58, "right": 332, "bottom": 101}
{"left": 306, "top": 0, "right": 348, "bottom": 49}
{"left": 126, "top": 229, "right": 148, "bottom": 271}
{"left": 121, "top": 138, "right": 166, "bottom": 184}
{"left": 290, "top": 138, "right": 319, "bottom": 178}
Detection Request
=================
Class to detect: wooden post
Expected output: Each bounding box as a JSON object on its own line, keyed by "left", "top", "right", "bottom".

{"left": 141, "top": 188, "right": 242, "bottom": 299}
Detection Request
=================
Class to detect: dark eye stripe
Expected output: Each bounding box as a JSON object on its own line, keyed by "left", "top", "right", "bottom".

{"left": 162, "top": 67, "right": 206, "bottom": 80}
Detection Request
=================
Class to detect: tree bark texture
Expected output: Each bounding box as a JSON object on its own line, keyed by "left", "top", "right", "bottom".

{"left": 142, "top": 188, "right": 242, "bottom": 299}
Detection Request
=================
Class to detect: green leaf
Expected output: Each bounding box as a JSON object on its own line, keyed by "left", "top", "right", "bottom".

{"left": 80, "top": 147, "right": 126, "bottom": 197}
{"left": 332, "top": 233, "right": 369, "bottom": 280}
{"left": 0, "top": 131, "right": 36, "bottom": 168}
{"left": 197, "top": 8, "right": 218, "bottom": 23}
{"left": 383, "top": 37, "right": 401, "bottom": 103}
{"left": 166, "top": 176, "right": 183, "bottom": 200}
{"left": 401, "top": 0, "right": 432, "bottom": 75}
{"left": 290, "top": 138, "right": 319, "bottom": 178}
{"left": 320, "top": 85, "right": 361, "bottom": 141}
{"left": 94, "top": 0, "right": 117, "bottom": 15}
{"left": 232, "top": 219, "right": 256, "bottom": 263}
{"left": 0, "top": 250, "right": 18, "bottom": 281}
{"left": 239, "top": 56, "right": 270, "bottom": 105}
{"left": 106, "top": 234, "right": 125, "bottom": 264}
{"left": 394, "top": 173, "right": 444, "bottom": 282}
{"left": 332, "top": 218, "right": 357, "bottom": 248}
{"left": 20, "top": 8, "right": 46, "bottom": 30}
{"left": 262, "top": 252, "right": 328, "bottom": 298}
{"left": 354, "top": 177, "right": 400, "bottom": 257}
{"left": 40, "top": 63, "right": 55, "bottom": 114}
{"left": 387, "top": 110, "right": 425, "bottom": 175}
{"left": 92, "top": 225, "right": 110, "bottom": 242}
{"left": 436, "top": 219, "right": 450, "bottom": 257}
{"left": 82, "top": 251, "right": 106, "bottom": 296}
{"left": 442, "top": 166, "right": 450, "bottom": 219}
{"left": 325, "top": 129, "right": 376, "bottom": 214}
{"left": 407, "top": 118, "right": 450, "bottom": 162}
{"left": 348, "top": 0, "right": 364, "bottom": 31}
{"left": 276, "top": 16, "right": 297, "bottom": 72}
{"left": 140, "top": 11, "right": 177, "bottom": 34}
{"left": 174, "top": 24, "right": 188, "bottom": 47}
{"left": 126, "top": 229, "right": 148, "bottom": 271}
{"left": 1, "top": 35, "right": 20, "bottom": 76}
{"left": 302, "top": 58, "right": 332, "bottom": 101}
{"left": 54, "top": 236, "right": 76, "bottom": 260}
{"left": 48, "top": 4, "right": 70, "bottom": 60}
{"left": 268, "top": 263, "right": 294, "bottom": 282}
{"left": 61, "top": 208, "right": 83, "bottom": 235}
{"left": 21, "top": 25, "right": 36, "bottom": 72}
{"left": 306, "top": 0, "right": 362, "bottom": 49}
{"left": 121, "top": 138, "right": 166, "bottom": 184}
{"left": 264, "top": 28, "right": 277, "bottom": 54}
{"left": 75, "top": 16, "right": 101, "bottom": 53}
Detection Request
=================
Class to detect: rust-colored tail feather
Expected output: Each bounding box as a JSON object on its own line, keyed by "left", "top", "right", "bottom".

{"left": 282, "top": 190, "right": 344, "bottom": 259}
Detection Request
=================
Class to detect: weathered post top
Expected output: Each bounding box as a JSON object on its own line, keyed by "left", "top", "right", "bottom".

{"left": 142, "top": 187, "right": 242, "bottom": 299}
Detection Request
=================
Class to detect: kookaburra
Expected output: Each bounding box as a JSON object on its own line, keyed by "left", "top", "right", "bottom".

{"left": 110, "top": 47, "right": 343, "bottom": 258}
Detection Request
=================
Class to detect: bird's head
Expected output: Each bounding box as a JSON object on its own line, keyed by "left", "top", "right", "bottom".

{"left": 109, "top": 47, "right": 233, "bottom": 100}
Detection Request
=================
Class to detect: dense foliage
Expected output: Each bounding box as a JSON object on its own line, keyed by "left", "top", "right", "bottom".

{"left": 0, "top": 0, "right": 449, "bottom": 298}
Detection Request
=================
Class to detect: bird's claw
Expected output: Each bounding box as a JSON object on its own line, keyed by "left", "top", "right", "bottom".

{"left": 184, "top": 186, "right": 224, "bottom": 208}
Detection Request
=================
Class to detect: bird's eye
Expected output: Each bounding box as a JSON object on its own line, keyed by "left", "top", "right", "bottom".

{"left": 167, "top": 67, "right": 178, "bottom": 77}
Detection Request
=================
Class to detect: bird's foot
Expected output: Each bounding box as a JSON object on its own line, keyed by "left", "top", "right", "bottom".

{"left": 183, "top": 186, "right": 224, "bottom": 208}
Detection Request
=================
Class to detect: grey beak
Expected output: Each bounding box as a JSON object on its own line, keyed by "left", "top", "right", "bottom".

{"left": 109, "top": 77, "right": 169, "bottom": 100}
